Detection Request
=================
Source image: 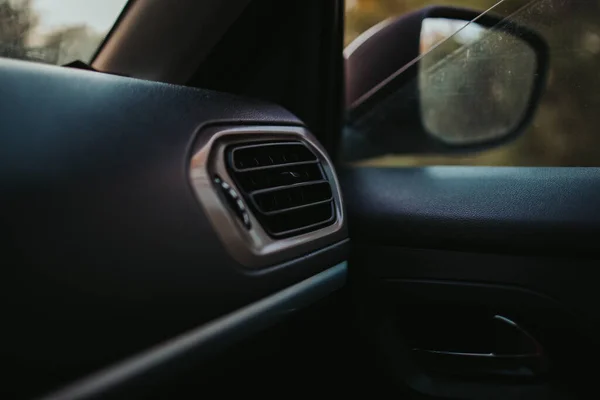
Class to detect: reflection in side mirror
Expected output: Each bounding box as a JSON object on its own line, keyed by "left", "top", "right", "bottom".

{"left": 343, "top": 5, "right": 549, "bottom": 161}
{"left": 419, "top": 18, "right": 537, "bottom": 145}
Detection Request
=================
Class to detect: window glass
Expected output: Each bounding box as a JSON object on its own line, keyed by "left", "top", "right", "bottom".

{"left": 344, "top": 0, "right": 600, "bottom": 166}
{"left": 0, "top": 0, "right": 127, "bottom": 65}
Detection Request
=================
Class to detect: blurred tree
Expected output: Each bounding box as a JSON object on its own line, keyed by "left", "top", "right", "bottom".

{"left": 0, "top": 0, "right": 103, "bottom": 65}
{"left": 43, "top": 25, "right": 104, "bottom": 64}
{"left": 0, "top": 0, "right": 38, "bottom": 60}
{"left": 346, "top": 0, "right": 413, "bottom": 45}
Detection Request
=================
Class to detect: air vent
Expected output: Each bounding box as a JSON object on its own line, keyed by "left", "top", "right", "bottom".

{"left": 190, "top": 125, "right": 346, "bottom": 267}
{"left": 226, "top": 141, "right": 336, "bottom": 238}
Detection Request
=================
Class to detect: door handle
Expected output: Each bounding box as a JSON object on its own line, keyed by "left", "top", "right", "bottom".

{"left": 412, "top": 315, "right": 548, "bottom": 378}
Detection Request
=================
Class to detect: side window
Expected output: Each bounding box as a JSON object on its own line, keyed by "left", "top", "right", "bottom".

{"left": 0, "top": 0, "right": 127, "bottom": 65}
{"left": 343, "top": 0, "right": 600, "bottom": 166}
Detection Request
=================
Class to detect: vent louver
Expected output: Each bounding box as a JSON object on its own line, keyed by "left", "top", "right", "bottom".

{"left": 226, "top": 141, "right": 336, "bottom": 238}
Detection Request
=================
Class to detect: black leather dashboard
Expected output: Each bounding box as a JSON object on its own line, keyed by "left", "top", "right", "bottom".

{"left": 0, "top": 59, "right": 348, "bottom": 398}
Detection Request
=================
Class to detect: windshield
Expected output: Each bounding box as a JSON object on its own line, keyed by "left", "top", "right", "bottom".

{"left": 0, "top": 0, "right": 128, "bottom": 65}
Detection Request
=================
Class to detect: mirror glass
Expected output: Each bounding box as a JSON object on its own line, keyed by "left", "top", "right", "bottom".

{"left": 419, "top": 18, "right": 537, "bottom": 145}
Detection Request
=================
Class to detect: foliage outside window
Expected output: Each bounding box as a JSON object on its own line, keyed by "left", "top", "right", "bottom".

{"left": 0, "top": 0, "right": 126, "bottom": 65}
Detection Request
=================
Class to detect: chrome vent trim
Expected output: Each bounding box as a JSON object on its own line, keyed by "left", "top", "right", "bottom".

{"left": 189, "top": 125, "right": 346, "bottom": 268}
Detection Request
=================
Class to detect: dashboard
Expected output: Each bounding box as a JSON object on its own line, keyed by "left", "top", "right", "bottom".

{"left": 0, "top": 59, "right": 349, "bottom": 399}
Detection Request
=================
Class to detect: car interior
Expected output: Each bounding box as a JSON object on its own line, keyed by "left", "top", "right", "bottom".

{"left": 3, "top": 0, "right": 600, "bottom": 399}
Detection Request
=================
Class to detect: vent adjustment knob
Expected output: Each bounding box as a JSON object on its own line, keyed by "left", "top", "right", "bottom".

{"left": 214, "top": 177, "right": 251, "bottom": 229}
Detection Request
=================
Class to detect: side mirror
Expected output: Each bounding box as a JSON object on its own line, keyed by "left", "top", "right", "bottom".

{"left": 344, "top": 6, "right": 549, "bottom": 159}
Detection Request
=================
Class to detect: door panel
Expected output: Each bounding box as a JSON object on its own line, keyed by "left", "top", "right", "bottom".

{"left": 341, "top": 167, "right": 600, "bottom": 254}
{"left": 341, "top": 166, "right": 599, "bottom": 399}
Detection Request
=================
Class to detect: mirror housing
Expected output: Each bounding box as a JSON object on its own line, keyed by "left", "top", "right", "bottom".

{"left": 344, "top": 6, "right": 549, "bottom": 159}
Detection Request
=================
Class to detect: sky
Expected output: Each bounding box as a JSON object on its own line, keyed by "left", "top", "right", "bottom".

{"left": 32, "top": 0, "right": 128, "bottom": 33}
{"left": 421, "top": 18, "right": 485, "bottom": 53}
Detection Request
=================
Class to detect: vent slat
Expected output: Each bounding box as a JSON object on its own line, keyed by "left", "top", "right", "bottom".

{"left": 227, "top": 141, "right": 335, "bottom": 238}
{"left": 261, "top": 202, "right": 335, "bottom": 237}
{"left": 253, "top": 181, "right": 332, "bottom": 213}
{"left": 231, "top": 160, "right": 319, "bottom": 173}
{"left": 231, "top": 143, "right": 317, "bottom": 170}
{"left": 260, "top": 199, "right": 333, "bottom": 216}
{"left": 235, "top": 163, "right": 324, "bottom": 192}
